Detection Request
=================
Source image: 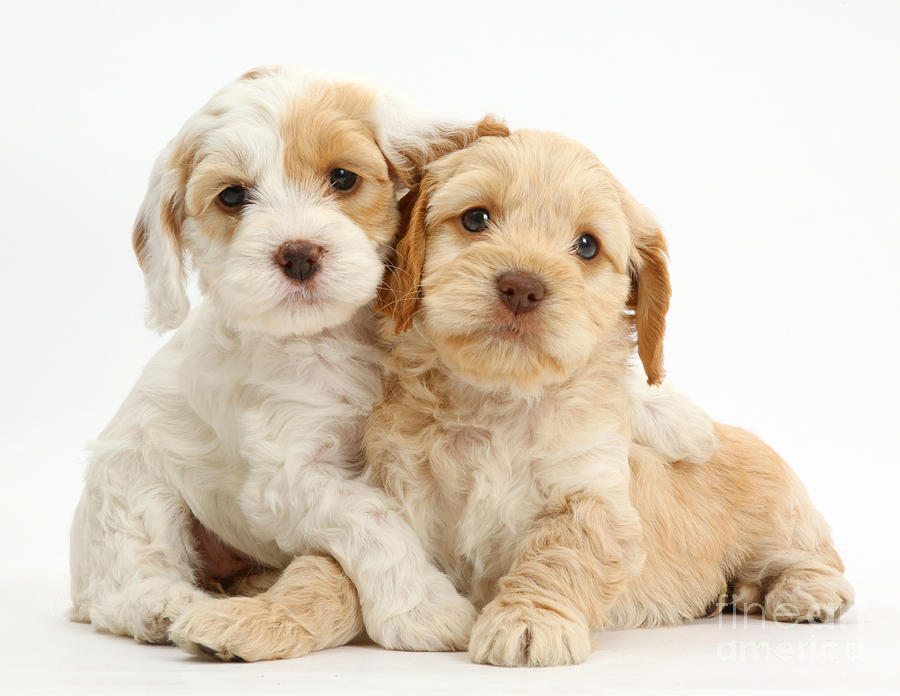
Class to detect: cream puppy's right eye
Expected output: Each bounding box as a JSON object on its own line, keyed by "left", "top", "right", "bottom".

{"left": 218, "top": 186, "right": 248, "bottom": 208}
{"left": 461, "top": 208, "right": 490, "bottom": 232}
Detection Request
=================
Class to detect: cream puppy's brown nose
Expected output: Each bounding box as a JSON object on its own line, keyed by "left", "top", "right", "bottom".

{"left": 497, "top": 271, "right": 545, "bottom": 315}
{"left": 275, "top": 241, "right": 322, "bottom": 282}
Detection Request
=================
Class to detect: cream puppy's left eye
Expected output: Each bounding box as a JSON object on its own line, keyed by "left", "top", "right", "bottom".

{"left": 574, "top": 233, "right": 600, "bottom": 260}
{"left": 329, "top": 168, "right": 359, "bottom": 192}
{"left": 218, "top": 186, "right": 248, "bottom": 208}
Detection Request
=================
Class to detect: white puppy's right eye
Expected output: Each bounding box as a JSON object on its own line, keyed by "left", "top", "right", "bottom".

{"left": 218, "top": 186, "right": 248, "bottom": 209}
{"left": 461, "top": 208, "right": 490, "bottom": 233}
{"left": 329, "top": 168, "right": 359, "bottom": 192}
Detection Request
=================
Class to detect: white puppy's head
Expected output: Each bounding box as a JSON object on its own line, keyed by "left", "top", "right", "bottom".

{"left": 133, "top": 65, "right": 503, "bottom": 336}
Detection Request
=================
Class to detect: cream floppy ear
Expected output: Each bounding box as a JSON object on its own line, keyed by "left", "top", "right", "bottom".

{"left": 373, "top": 111, "right": 509, "bottom": 331}
{"left": 374, "top": 116, "right": 510, "bottom": 331}
{"left": 623, "top": 192, "right": 671, "bottom": 386}
{"left": 132, "top": 139, "right": 194, "bottom": 333}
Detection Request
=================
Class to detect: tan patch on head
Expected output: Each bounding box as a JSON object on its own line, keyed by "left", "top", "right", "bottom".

{"left": 183, "top": 154, "right": 253, "bottom": 243}
{"left": 280, "top": 83, "right": 397, "bottom": 246}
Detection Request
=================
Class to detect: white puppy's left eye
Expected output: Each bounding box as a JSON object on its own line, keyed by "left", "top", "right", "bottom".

{"left": 218, "top": 186, "right": 248, "bottom": 209}
{"left": 574, "top": 233, "right": 600, "bottom": 260}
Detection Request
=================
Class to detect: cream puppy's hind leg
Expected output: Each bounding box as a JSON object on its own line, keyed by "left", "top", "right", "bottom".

{"left": 733, "top": 547, "right": 853, "bottom": 623}
{"left": 738, "top": 520, "right": 853, "bottom": 623}
{"left": 720, "top": 425, "right": 853, "bottom": 623}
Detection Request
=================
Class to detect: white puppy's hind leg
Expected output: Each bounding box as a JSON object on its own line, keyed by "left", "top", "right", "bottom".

{"left": 627, "top": 367, "right": 717, "bottom": 464}
{"left": 70, "top": 453, "right": 209, "bottom": 644}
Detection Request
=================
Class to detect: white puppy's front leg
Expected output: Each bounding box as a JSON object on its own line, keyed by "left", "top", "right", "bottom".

{"left": 239, "top": 448, "right": 474, "bottom": 651}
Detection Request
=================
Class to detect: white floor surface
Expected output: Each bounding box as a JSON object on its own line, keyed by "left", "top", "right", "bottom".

{"left": 2, "top": 575, "right": 896, "bottom": 696}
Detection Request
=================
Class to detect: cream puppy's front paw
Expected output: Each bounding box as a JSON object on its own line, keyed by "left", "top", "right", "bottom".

{"left": 468, "top": 598, "right": 592, "bottom": 667}
{"left": 366, "top": 573, "right": 476, "bottom": 651}
{"left": 170, "top": 596, "right": 326, "bottom": 662}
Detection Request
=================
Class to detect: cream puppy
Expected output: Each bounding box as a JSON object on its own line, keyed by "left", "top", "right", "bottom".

{"left": 362, "top": 129, "right": 852, "bottom": 666}
{"left": 69, "top": 66, "right": 503, "bottom": 655}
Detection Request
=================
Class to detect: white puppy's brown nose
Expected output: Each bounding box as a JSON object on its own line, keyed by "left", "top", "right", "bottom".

{"left": 275, "top": 241, "right": 322, "bottom": 282}
{"left": 497, "top": 271, "right": 545, "bottom": 315}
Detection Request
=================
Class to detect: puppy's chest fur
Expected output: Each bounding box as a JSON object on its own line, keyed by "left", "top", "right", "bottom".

{"left": 155, "top": 304, "right": 384, "bottom": 563}
{"left": 369, "top": 364, "right": 628, "bottom": 608}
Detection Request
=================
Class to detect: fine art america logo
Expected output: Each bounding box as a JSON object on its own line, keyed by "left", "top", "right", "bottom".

{"left": 707, "top": 593, "right": 863, "bottom": 663}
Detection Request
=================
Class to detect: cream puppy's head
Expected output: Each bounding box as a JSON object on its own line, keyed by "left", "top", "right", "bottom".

{"left": 378, "top": 130, "right": 670, "bottom": 390}
{"left": 133, "top": 65, "right": 503, "bottom": 336}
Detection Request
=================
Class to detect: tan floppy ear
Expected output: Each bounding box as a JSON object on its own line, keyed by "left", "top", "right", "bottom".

{"left": 375, "top": 177, "right": 432, "bottom": 332}
{"left": 370, "top": 90, "right": 509, "bottom": 188}
{"left": 132, "top": 138, "right": 195, "bottom": 332}
{"left": 624, "top": 193, "right": 671, "bottom": 385}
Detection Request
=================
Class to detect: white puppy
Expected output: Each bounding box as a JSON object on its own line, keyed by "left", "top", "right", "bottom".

{"left": 70, "top": 66, "right": 497, "bottom": 653}
{"left": 70, "top": 66, "right": 716, "bottom": 660}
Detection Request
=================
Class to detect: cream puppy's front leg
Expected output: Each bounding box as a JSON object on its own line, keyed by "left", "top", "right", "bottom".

{"left": 469, "top": 466, "right": 644, "bottom": 667}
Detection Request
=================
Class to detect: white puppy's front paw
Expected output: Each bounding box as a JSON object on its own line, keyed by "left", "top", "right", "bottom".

{"left": 468, "top": 598, "right": 592, "bottom": 667}
{"left": 131, "top": 585, "right": 203, "bottom": 645}
{"left": 366, "top": 574, "right": 476, "bottom": 651}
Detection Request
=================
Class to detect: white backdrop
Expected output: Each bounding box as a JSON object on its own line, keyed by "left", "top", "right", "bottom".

{"left": 1, "top": 1, "right": 898, "bottom": 693}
